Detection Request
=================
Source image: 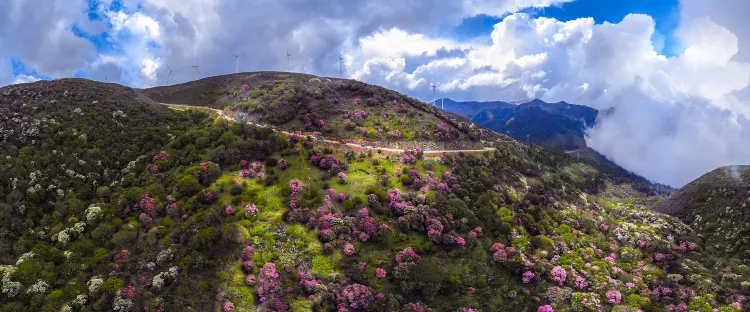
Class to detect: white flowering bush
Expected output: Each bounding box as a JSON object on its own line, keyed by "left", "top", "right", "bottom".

{"left": 87, "top": 277, "right": 103, "bottom": 293}
{"left": 25, "top": 279, "right": 48, "bottom": 294}
{"left": 73, "top": 294, "right": 87, "bottom": 306}
{"left": 15, "top": 252, "right": 34, "bottom": 266}
{"left": 85, "top": 205, "right": 102, "bottom": 224}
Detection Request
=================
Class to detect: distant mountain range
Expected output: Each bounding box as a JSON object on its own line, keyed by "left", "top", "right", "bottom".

{"left": 438, "top": 98, "right": 598, "bottom": 151}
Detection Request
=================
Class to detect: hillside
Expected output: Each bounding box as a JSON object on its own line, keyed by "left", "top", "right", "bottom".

{"left": 654, "top": 166, "right": 750, "bottom": 260}
{"left": 0, "top": 76, "right": 746, "bottom": 312}
{"left": 143, "top": 72, "right": 502, "bottom": 150}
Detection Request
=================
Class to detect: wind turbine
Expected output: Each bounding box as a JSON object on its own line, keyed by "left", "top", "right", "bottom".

{"left": 430, "top": 82, "right": 437, "bottom": 106}
{"left": 166, "top": 66, "right": 173, "bottom": 85}
{"left": 339, "top": 54, "right": 344, "bottom": 78}
{"left": 233, "top": 53, "right": 240, "bottom": 74}
{"left": 191, "top": 64, "right": 200, "bottom": 81}
{"left": 286, "top": 50, "right": 291, "bottom": 71}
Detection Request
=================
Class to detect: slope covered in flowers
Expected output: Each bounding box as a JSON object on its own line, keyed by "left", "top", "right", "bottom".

{"left": 0, "top": 78, "right": 747, "bottom": 312}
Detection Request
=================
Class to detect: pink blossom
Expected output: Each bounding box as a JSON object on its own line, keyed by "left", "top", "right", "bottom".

{"left": 338, "top": 172, "right": 348, "bottom": 182}
{"left": 537, "top": 305, "right": 554, "bottom": 312}
{"left": 343, "top": 243, "right": 356, "bottom": 256}
{"left": 522, "top": 271, "right": 535, "bottom": 284}
{"left": 454, "top": 237, "right": 466, "bottom": 246}
{"left": 121, "top": 285, "right": 136, "bottom": 299}
{"left": 376, "top": 268, "right": 387, "bottom": 278}
{"left": 551, "top": 266, "right": 567, "bottom": 285}
{"left": 225, "top": 206, "right": 233, "bottom": 215}
{"left": 606, "top": 289, "right": 622, "bottom": 304}
{"left": 222, "top": 301, "right": 235, "bottom": 312}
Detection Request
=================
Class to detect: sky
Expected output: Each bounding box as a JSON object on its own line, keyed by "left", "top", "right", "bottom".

{"left": 0, "top": 0, "right": 749, "bottom": 187}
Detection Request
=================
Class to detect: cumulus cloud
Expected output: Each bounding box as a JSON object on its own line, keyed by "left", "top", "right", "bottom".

{"left": 347, "top": 10, "right": 750, "bottom": 186}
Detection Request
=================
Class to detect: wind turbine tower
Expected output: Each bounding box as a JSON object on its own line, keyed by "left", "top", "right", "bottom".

{"left": 166, "top": 66, "right": 173, "bottom": 85}
{"left": 233, "top": 54, "right": 240, "bottom": 74}
{"left": 430, "top": 82, "right": 437, "bottom": 106}
{"left": 191, "top": 65, "right": 199, "bottom": 81}
{"left": 339, "top": 54, "right": 344, "bottom": 78}
{"left": 286, "top": 50, "right": 291, "bottom": 71}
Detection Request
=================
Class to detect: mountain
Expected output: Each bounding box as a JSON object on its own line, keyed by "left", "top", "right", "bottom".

{"left": 464, "top": 98, "right": 598, "bottom": 151}
{"left": 0, "top": 74, "right": 746, "bottom": 312}
{"left": 655, "top": 165, "right": 750, "bottom": 261}
{"left": 436, "top": 98, "right": 513, "bottom": 119}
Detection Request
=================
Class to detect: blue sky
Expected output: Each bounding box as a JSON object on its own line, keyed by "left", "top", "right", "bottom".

{"left": 449, "top": 0, "right": 683, "bottom": 56}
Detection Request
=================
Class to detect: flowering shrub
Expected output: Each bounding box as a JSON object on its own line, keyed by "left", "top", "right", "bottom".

{"left": 222, "top": 301, "right": 235, "bottom": 312}
{"left": 537, "top": 305, "right": 554, "bottom": 312}
{"left": 606, "top": 289, "right": 622, "bottom": 304}
{"left": 120, "top": 285, "right": 136, "bottom": 299}
{"left": 241, "top": 245, "right": 254, "bottom": 261}
{"left": 134, "top": 193, "right": 156, "bottom": 215}
{"left": 396, "top": 247, "right": 420, "bottom": 265}
{"left": 337, "top": 172, "right": 347, "bottom": 182}
{"left": 309, "top": 152, "right": 347, "bottom": 174}
{"left": 289, "top": 179, "right": 307, "bottom": 196}
{"left": 198, "top": 190, "right": 214, "bottom": 204}
{"left": 454, "top": 237, "right": 466, "bottom": 246}
{"left": 551, "top": 266, "right": 567, "bottom": 285}
{"left": 245, "top": 204, "right": 258, "bottom": 218}
{"left": 342, "top": 283, "right": 374, "bottom": 309}
{"left": 152, "top": 151, "right": 170, "bottom": 162}
{"left": 376, "top": 268, "right": 387, "bottom": 278}
{"left": 343, "top": 243, "right": 356, "bottom": 256}
{"left": 277, "top": 159, "right": 288, "bottom": 170}
{"left": 522, "top": 271, "right": 535, "bottom": 284}
{"left": 225, "top": 206, "right": 233, "bottom": 215}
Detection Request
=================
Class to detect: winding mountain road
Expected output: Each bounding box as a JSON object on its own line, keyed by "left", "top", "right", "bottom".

{"left": 161, "top": 103, "right": 496, "bottom": 155}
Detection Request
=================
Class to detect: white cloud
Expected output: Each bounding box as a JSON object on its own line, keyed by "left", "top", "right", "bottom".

{"left": 12, "top": 74, "right": 41, "bottom": 84}
{"left": 344, "top": 12, "right": 750, "bottom": 186}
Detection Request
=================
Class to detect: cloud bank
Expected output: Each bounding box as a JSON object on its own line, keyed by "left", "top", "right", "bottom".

{"left": 0, "top": 0, "right": 748, "bottom": 186}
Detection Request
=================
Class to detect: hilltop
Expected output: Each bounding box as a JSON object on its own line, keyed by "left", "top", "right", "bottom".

{"left": 143, "top": 72, "right": 502, "bottom": 150}
{"left": 0, "top": 76, "right": 746, "bottom": 312}
{"left": 655, "top": 165, "right": 750, "bottom": 261}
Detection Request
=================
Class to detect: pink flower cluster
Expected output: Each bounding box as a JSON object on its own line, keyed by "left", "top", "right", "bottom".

{"left": 225, "top": 206, "right": 233, "bottom": 215}
{"left": 537, "top": 305, "right": 554, "bottom": 312}
{"left": 551, "top": 266, "right": 567, "bottom": 285}
{"left": 289, "top": 179, "right": 307, "bottom": 196}
{"left": 244, "top": 204, "right": 258, "bottom": 217}
{"left": 337, "top": 171, "right": 347, "bottom": 182}
{"left": 453, "top": 236, "right": 466, "bottom": 246}
{"left": 490, "top": 243, "right": 516, "bottom": 263}
{"left": 222, "top": 301, "right": 235, "bottom": 312}
{"left": 376, "top": 268, "right": 387, "bottom": 278}
{"left": 606, "top": 289, "right": 622, "bottom": 304}
{"left": 277, "top": 159, "right": 288, "bottom": 170}
{"left": 343, "top": 243, "right": 356, "bottom": 256}
{"left": 396, "top": 247, "right": 421, "bottom": 265}
{"left": 522, "top": 271, "right": 535, "bottom": 283}
{"left": 241, "top": 245, "right": 254, "bottom": 261}
{"left": 115, "top": 249, "right": 131, "bottom": 261}
{"left": 121, "top": 285, "right": 136, "bottom": 299}
{"left": 152, "top": 151, "right": 170, "bottom": 162}
{"left": 315, "top": 119, "right": 325, "bottom": 127}
{"left": 342, "top": 283, "right": 374, "bottom": 309}
{"left": 134, "top": 193, "right": 156, "bottom": 215}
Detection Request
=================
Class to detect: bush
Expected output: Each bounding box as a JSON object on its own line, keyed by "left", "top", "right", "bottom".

{"left": 177, "top": 176, "right": 201, "bottom": 196}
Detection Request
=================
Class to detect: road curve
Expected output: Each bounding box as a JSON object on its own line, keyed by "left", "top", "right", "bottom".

{"left": 160, "top": 103, "right": 496, "bottom": 154}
